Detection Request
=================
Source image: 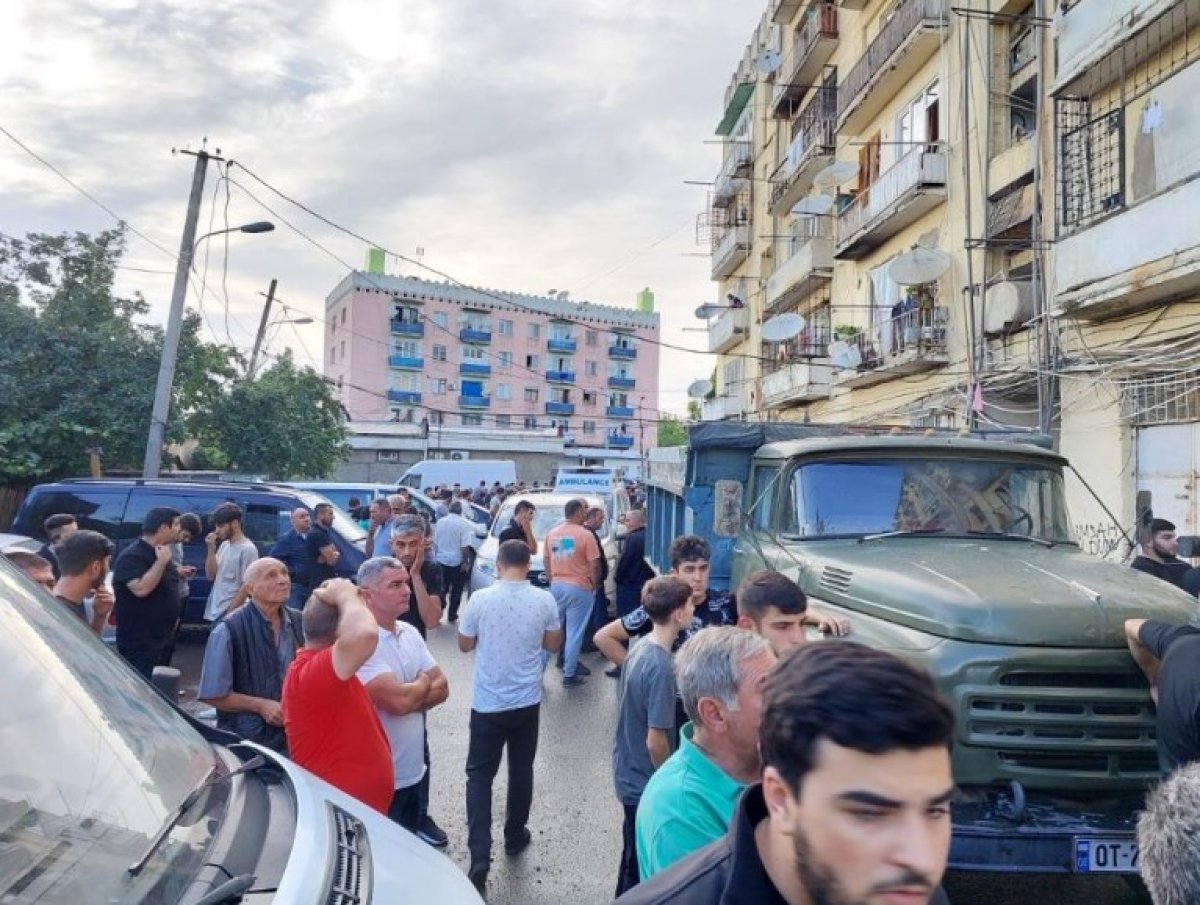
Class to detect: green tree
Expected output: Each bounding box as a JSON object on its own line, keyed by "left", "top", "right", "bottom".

{"left": 657, "top": 415, "right": 688, "bottom": 447}
{"left": 202, "top": 351, "right": 348, "bottom": 480}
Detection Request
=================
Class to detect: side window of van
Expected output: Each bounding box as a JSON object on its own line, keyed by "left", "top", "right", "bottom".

{"left": 124, "top": 491, "right": 224, "bottom": 541}
{"left": 242, "top": 502, "right": 295, "bottom": 547}
{"left": 21, "top": 489, "right": 129, "bottom": 540}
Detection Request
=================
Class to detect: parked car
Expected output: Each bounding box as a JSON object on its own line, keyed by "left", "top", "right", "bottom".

{"left": 11, "top": 479, "right": 368, "bottom": 624}
{"left": 398, "top": 458, "right": 516, "bottom": 491}
{"left": 0, "top": 532, "right": 41, "bottom": 554}
{"left": 0, "top": 553, "right": 483, "bottom": 904}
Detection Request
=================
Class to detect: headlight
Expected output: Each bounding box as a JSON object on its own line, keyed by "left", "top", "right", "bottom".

{"left": 477, "top": 559, "right": 496, "bottom": 577}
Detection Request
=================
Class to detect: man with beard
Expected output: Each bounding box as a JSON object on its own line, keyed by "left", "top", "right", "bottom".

{"left": 1131, "top": 518, "right": 1191, "bottom": 589}
{"left": 51, "top": 529, "right": 116, "bottom": 633}
{"left": 615, "top": 641, "right": 955, "bottom": 905}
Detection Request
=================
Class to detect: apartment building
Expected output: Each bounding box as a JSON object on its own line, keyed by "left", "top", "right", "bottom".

{"left": 324, "top": 271, "right": 661, "bottom": 457}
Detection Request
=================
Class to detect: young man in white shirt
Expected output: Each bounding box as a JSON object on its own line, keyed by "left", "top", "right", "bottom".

{"left": 433, "top": 500, "right": 476, "bottom": 623}
{"left": 204, "top": 502, "right": 259, "bottom": 621}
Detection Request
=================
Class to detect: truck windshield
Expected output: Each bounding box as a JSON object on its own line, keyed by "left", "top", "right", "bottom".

{"left": 0, "top": 564, "right": 220, "bottom": 903}
{"left": 785, "top": 457, "right": 1074, "bottom": 543}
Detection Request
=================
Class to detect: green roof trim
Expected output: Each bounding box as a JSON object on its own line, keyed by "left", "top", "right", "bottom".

{"left": 715, "top": 82, "right": 755, "bottom": 136}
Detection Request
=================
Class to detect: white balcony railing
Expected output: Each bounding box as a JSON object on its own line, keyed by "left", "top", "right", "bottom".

{"left": 762, "top": 361, "right": 832, "bottom": 407}
{"left": 837, "top": 145, "right": 946, "bottom": 249}
{"left": 713, "top": 141, "right": 753, "bottom": 206}
{"left": 832, "top": 306, "right": 949, "bottom": 375}
{"left": 701, "top": 393, "right": 741, "bottom": 421}
{"left": 709, "top": 306, "right": 750, "bottom": 354}
{"left": 712, "top": 224, "right": 751, "bottom": 278}
{"left": 765, "top": 223, "right": 833, "bottom": 311}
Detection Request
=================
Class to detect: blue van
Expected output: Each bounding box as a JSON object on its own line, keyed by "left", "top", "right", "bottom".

{"left": 11, "top": 479, "right": 368, "bottom": 624}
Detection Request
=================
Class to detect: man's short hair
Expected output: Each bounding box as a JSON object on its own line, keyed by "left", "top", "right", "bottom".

{"left": 302, "top": 593, "right": 340, "bottom": 646}
{"left": 497, "top": 539, "right": 532, "bottom": 569}
{"left": 761, "top": 642, "right": 954, "bottom": 795}
{"left": 585, "top": 506, "right": 605, "bottom": 523}
{"left": 449, "top": 500, "right": 463, "bottom": 515}
{"left": 669, "top": 534, "right": 711, "bottom": 569}
{"left": 313, "top": 502, "right": 333, "bottom": 517}
{"left": 392, "top": 514, "right": 427, "bottom": 539}
{"left": 738, "top": 571, "right": 807, "bottom": 621}
{"left": 358, "top": 555, "right": 404, "bottom": 589}
{"left": 348, "top": 497, "right": 361, "bottom": 508}
{"left": 211, "top": 502, "right": 243, "bottom": 527}
{"left": 514, "top": 499, "right": 535, "bottom": 516}
{"left": 564, "top": 498, "right": 587, "bottom": 519}
{"left": 143, "top": 507, "right": 181, "bottom": 535}
{"left": 43, "top": 513, "right": 76, "bottom": 536}
{"left": 4, "top": 550, "right": 52, "bottom": 576}
{"left": 370, "top": 498, "right": 390, "bottom": 511}
{"left": 1139, "top": 761, "right": 1200, "bottom": 905}
{"left": 55, "top": 530, "right": 114, "bottom": 577}
{"left": 179, "top": 513, "right": 203, "bottom": 537}
{"left": 1150, "top": 518, "right": 1177, "bottom": 536}
{"left": 641, "top": 576, "right": 693, "bottom": 625}
{"left": 675, "top": 626, "right": 773, "bottom": 725}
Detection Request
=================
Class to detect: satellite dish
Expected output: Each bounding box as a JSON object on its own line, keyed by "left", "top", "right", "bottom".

{"left": 889, "top": 247, "right": 952, "bottom": 285}
{"left": 687, "top": 379, "right": 713, "bottom": 399}
{"left": 761, "top": 313, "right": 807, "bottom": 343}
{"left": 756, "top": 50, "right": 783, "bottom": 74}
{"left": 828, "top": 340, "right": 862, "bottom": 370}
{"left": 813, "top": 161, "right": 860, "bottom": 191}
{"left": 695, "top": 303, "right": 723, "bottom": 320}
{"left": 791, "top": 194, "right": 835, "bottom": 216}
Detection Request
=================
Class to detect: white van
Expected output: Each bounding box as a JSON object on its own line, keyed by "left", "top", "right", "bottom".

{"left": 398, "top": 459, "right": 517, "bottom": 491}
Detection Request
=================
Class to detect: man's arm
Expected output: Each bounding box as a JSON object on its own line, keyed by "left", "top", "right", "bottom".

{"left": 420, "top": 665, "right": 449, "bottom": 710}
{"left": 646, "top": 727, "right": 672, "bottom": 768}
{"left": 542, "top": 536, "right": 554, "bottom": 584}
{"left": 594, "top": 617, "right": 632, "bottom": 666}
{"left": 198, "top": 624, "right": 283, "bottom": 724}
{"left": 1125, "top": 618, "right": 1162, "bottom": 702}
{"left": 125, "top": 545, "right": 173, "bottom": 598}
{"left": 364, "top": 525, "right": 377, "bottom": 558}
{"left": 458, "top": 632, "right": 477, "bottom": 652}
{"left": 317, "top": 579, "right": 380, "bottom": 680}
{"left": 318, "top": 542, "right": 339, "bottom": 566}
{"left": 542, "top": 628, "right": 564, "bottom": 653}
{"left": 805, "top": 609, "right": 851, "bottom": 636}
{"left": 204, "top": 534, "right": 219, "bottom": 580}
{"left": 365, "top": 672, "right": 433, "bottom": 716}
{"left": 411, "top": 568, "right": 443, "bottom": 629}
{"left": 202, "top": 691, "right": 284, "bottom": 726}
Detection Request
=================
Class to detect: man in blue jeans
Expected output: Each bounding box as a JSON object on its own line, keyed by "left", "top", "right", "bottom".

{"left": 543, "top": 498, "right": 602, "bottom": 688}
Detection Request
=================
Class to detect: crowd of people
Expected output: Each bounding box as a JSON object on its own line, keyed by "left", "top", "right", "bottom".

{"left": 14, "top": 497, "right": 1200, "bottom": 904}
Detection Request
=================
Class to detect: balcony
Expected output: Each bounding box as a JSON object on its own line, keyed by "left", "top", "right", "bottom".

{"left": 545, "top": 369, "right": 576, "bottom": 384}
{"left": 460, "top": 362, "right": 492, "bottom": 377}
{"left": 762, "top": 360, "right": 832, "bottom": 408}
{"left": 712, "top": 223, "right": 751, "bottom": 279}
{"left": 609, "top": 344, "right": 637, "bottom": 360}
{"left": 831, "top": 306, "right": 949, "bottom": 389}
{"left": 607, "top": 434, "right": 635, "bottom": 449}
{"left": 459, "top": 327, "right": 492, "bottom": 344}
{"left": 388, "top": 389, "right": 422, "bottom": 404}
{"left": 713, "top": 141, "right": 753, "bottom": 209}
{"left": 708, "top": 306, "right": 749, "bottom": 354}
{"left": 771, "top": 0, "right": 805, "bottom": 24}
{"left": 459, "top": 395, "right": 491, "bottom": 409}
{"left": 701, "top": 393, "right": 740, "bottom": 421}
{"left": 768, "top": 88, "right": 837, "bottom": 216}
{"left": 607, "top": 405, "right": 635, "bottom": 419}
{"left": 547, "top": 336, "right": 577, "bottom": 354}
{"left": 545, "top": 401, "right": 576, "bottom": 416}
{"left": 836, "top": 0, "right": 947, "bottom": 134}
{"left": 607, "top": 376, "right": 637, "bottom": 390}
{"left": 771, "top": 4, "right": 839, "bottom": 117}
{"left": 765, "top": 225, "right": 833, "bottom": 314}
{"left": 835, "top": 145, "right": 947, "bottom": 260}
{"left": 388, "top": 354, "right": 424, "bottom": 370}
{"left": 390, "top": 318, "right": 424, "bottom": 337}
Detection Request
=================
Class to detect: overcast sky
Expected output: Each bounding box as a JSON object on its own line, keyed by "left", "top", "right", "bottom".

{"left": 0, "top": 0, "right": 764, "bottom": 417}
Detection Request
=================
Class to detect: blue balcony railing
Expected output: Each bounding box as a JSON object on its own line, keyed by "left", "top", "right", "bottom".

{"left": 607, "top": 376, "right": 636, "bottom": 390}
{"left": 609, "top": 344, "right": 637, "bottom": 360}
{"left": 389, "top": 354, "right": 424, "bottom": 369}
{"left": 388, "top": 390, "right": 422, "bottom": 404}
{"left": 607, "top": 434, "right": 635, "bottom": 449}
{"left": 606, "top": 405, "right": 635, "bottom": 418}
{"left": 545, "top": 401, "right": 576, "bottom": 416}
{"left": 391, "top": 319, "right": 424, "bottom": 337}
{"left": 545, "top": 369, "right": 576, "bottom": 383}
{"left": 459, "top": 395, "right": 491, "bottom": 409}
{"left": 460, "top": 362, "right": 492, "bottom": 377}
{"left": 547, "top": 337, "right": 577, "bottom": 354}
{"left": 459, "top": 327, "right": 492, "bottom": 344}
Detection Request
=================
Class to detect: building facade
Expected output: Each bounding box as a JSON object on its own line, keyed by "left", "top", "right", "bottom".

{"left": 324, "top": 271, "right": 661, "bottom": 462}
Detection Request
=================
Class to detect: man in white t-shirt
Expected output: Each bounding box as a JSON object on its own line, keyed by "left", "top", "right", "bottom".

{"left": 356, "top": 556, "right": 450, "bottom": 833}
{"left": 204, "top": 502, "right": 259, "bottom": 621}
{"left": 434, "top": 500, "right": 476, "bottom": 623}
{"left": 458, "top": 539, "right": 563, "bottom": 894}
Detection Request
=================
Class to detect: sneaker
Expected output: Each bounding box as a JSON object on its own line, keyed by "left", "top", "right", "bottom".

{"left": 504, "top": 827, "right": 532, "bottom": 856}
{"left": 468, "top": 863, "right": 488, "bottom": 895}
{"left": 605, "top": 665, "right": 622, "bottom": 679}
{"left": 417, "top": 814, "right": 450, "bottom": 848}
{"left": 574, "top": 662, "right": 592, "bottom": 677}
{"left": 563, "top": 675, "right": 588, "bottom": 688}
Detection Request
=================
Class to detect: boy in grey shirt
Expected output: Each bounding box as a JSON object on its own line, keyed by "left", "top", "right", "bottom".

{"left": 612, "top": 575, "right": 696, "bottom": 897}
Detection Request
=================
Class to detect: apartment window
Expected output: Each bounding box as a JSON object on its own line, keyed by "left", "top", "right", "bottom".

{"left": 496, "top": 383, "right": 511, "bottom": 400}
{"left": 393, "top": 339, "right": 420, "bottom": 357}
{"left": 525, "top": 354, "right": 540, "bottom": 369}
{"left": 432, "top": 378, "right": 447, "bottom": 396}
{"left": 341, "top": 308, "right": 347, "bottom": 325}
{"left": 524, "top": 387, "right": 539, "bottom": 403}
{"left": 523, "top": 416, "right": 539, "bottom": 429}
{"left": 432, "top": 312, "right": 448, "bottom": 329}
{"left": 462, "top": 345, "right": 485, "bottom": 362}
{"left": 498, "top": 319, "right": 514, "bottom": 336}
{"left": 390, "top": 373, "right": 419, "bottom": 392}
{"left": 895, "top": 82, "right": 940, "bottom": 162}
{"left": 429, "top": 411, "right": 444, "bottom": 426}
{"left": 583, "top": 420, "right": 596, "bottom": 435}
{"left": 461, "top": 414, "right": 484, "bottom": 427}
{"left": 496, "top": 414, "right": 512, "bottom": 428}
{"left": 554, "top": 388, "right": 572, "bottom": 404}
{"left": 395, "top": 305, "right": 420, "bottom": 324}
{"left": 329, "top": 346, "right": 336, "bottom": 364}
{"left": 586, "top": 330, "right": 598, "bottom": 347}
{"left": 499, "top": 351, "right": 512, "bottom": 368}
{"left": 527, "top": 323, "right": 541, "bottom": 339}
{"left": 583, "top": 391, "right": 597, "bottom": 405}
{"left": 432, "top": 344, "right": 447, "bottom": 362}
{"left": 585, "top": 361, "right": 599, "bottom": 377}
{"left": 339, "top": 341, "right": 346, "bottom": 362}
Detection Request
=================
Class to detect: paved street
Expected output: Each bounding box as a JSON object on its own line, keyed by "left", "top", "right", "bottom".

{"left": 173, "top": 625, "right": 1146, "bottom": 905}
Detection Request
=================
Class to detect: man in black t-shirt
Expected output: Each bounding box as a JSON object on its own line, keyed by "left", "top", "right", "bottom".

{"left": 1126, "top": 617, "right": 1200, "bottom": 773}
{"left": 112, "top": 507, "right": 182, "bottom": 679}
{"left": 304, "top": 503, "right": 341, "bottom": 587}
{"left": 1131, "top": 518, "right": 1191, "bottom": 589}
{"left": 497, "top": 500, "right": 537, "bottom": 552}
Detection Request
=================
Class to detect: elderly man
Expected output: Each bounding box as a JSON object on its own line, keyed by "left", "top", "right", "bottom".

{"left": 52, "top": 529, "right": 116, "bottom": 634}
{"left": 635, "top": 627, "right": 777, "bottom": 880}
{"left": 198, "top": 557, "right": 304, "bottom": 752}
{"left": 269, "top": 507, "right": 312, "bottom": 610}
{"left": 283, "top": 578, "right": 394, "bottom": 814}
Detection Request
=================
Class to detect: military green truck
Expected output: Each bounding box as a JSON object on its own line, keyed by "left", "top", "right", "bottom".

{"left": 642, "top": 422, "right": 1197, "bottom": 883}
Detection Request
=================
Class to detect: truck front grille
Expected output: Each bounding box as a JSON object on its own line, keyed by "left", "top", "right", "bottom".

{"left": 327, "top": 805, "right": 371, "bottom": 905}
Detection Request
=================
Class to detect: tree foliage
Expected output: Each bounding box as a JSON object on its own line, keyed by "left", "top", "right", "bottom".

{"left": 0, "top": 228, "right": 346, "bottom": 485}
{"left": 657, "top": 415, "right": 688, "bottom": 447}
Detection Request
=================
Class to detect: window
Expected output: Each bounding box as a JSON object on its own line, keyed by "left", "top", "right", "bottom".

{"left": 554, "top": 388, "right": 572, "bottom": 403}
{"left": 340, "top": 341, "right": 346, "bottom": 360}
{"left": 390, "top": 373, "right": 419, "bottom": 392}
{"left": 461, "top": 414, "right": 484, "bottom": 427}
{"left": 525, "top": 354, "right": 540, "bottom": 369}
{"left": 499, "top": 351, "right": 512, "bottom": 368}
{"left": 23, "top": 488, "right": 129, "bottom": 541}
{"left": 586, "top": 330, "right": 598, "bottom": 347}
{"left": 432, "top": 344, "right": 447, "bottom": 362}
{"left": 341, "top": 308, "right": 347, "bottom": 325}
{"left": 750, "top": 466, "right": 781, "bottom": 531}
{"left": 527, "top": 323, "right": 541, "bottom": 339}
{"left": 432, "top": 378, "right": 447, "bottom": 396}
{"left": 462, "top": 345, "right": 486, "bottom": 362}
{"left": 496, "top": 414, "right": 512, "bottom": 428}
{"left": 583, "top": 420, "right": 596, "bottom": 435}
{"left": 496, "top": 383, "right": 511, "bottom": 400}
{"left": 329, "top": 346, "right": 336, "bottom": 364}
{"left": 583, "top": 391, "right": 597, "bottom": 405}
{"left": 429, "top": 411, "right": 444, "bottom": 426}
{"left": 585, "top": 361, "right": 599, "bottom": 376}
{"left": 524, "top": 416, "right": 539, "bottom": 429}
{"left": 499, "top": 319, "right": 514, "bottom": 336}
{"left": 894, "top": 82, "right": 940, "bottom": 162}
{"left": 393, "top": 339, "right": 420, "bottom": 357}
{"left": 524, "top": 387, "right": 539, "bottom": 403}
{"left": 432, "top": 312, "right": 448, "bottom": 329}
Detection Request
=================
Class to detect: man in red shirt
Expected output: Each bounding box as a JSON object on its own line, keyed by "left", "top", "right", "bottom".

{"left": 283, "top": 578, "right": 394, "bottom": 813}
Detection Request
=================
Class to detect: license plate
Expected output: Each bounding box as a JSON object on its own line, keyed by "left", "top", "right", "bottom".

{"left": 1073, "top": 838, "right": 1138, "bottom": 873}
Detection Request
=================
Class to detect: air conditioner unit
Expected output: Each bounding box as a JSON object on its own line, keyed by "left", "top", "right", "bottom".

{"left": 448, "top": 450, "right": 470, "bottom": 461}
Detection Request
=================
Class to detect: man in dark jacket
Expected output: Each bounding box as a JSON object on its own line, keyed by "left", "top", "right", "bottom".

{"left": 614, "top": 642, "right": 955, "bottom": 905}
{"left": 269, "top": 507, "right": 312, "bottom": 610}
{"left": 614, "top": 509, "right": 654, "bottom": 618}
{"left": 584, "top": 506, "right": 610, "bottom": 644}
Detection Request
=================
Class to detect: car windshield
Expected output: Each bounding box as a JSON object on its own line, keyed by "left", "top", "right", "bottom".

{"left": 492, "top": 501, "right": 608, "bottom": 541}
{"left": 297, "top": 491, "right": 367, "bottom": 543}
{"left": 784, "top": 457, "right": 1074, "bottom": 543}
{"left": 0, "top": 562, "right": 220, "bottom": 903}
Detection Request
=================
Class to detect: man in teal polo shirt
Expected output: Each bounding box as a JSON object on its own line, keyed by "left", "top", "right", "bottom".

{"left": 635, "top": 626, "right": 777, "bottom": 880}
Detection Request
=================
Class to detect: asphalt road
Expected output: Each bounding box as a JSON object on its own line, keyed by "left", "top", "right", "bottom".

{"left": 173, "top": 626, "right": 1148, "bottom": 905}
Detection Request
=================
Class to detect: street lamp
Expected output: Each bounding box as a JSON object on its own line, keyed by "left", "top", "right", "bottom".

{"left": 193, "top": 220, "right": 275, "bottom": 255}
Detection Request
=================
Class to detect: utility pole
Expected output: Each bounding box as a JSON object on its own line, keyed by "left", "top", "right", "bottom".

{"left": 142, "top": 148, "right": 218, "bottom": 478}
{"left": 247, "top": 277, "right": 278, "bottom": 379}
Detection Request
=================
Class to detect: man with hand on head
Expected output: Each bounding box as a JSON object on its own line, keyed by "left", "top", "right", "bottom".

{"left": 52, "top": 529, "right": 116, "bottom": 635}
{"left": 204, "top": 502, "right": 259, "bottom": 621}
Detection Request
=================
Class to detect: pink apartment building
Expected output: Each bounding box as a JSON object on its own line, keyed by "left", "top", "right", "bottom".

{"left": 324, "top": 271, "right": 661, "bottom": 453}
